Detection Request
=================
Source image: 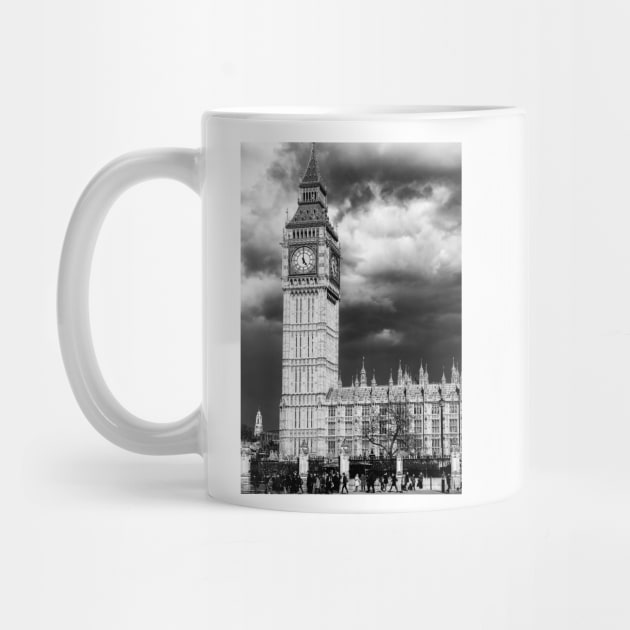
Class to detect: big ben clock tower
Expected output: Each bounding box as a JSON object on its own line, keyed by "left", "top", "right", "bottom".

{"left": 279, "top": 144, "right": 340, "bottom": 458}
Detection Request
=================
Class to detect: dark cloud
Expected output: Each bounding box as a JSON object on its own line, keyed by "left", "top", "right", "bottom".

{"left": 241, "top": 142, "right": 461, "bottom": 430}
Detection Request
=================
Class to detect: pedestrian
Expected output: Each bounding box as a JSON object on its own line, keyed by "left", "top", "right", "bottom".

{"left": 446, "top": 472, "right": 451, "bottom": 494}
{"left": 306, "top": 473, "right": 313, "bottom": 494}
{"left": 419, "top": 472, "right": 424, "bottom": 489}
{"left": 441, "top": 472, "right": 446, "bottom": 493}
{"left": 341, "top": 473, "right": 349, "bottom": 494}
{"left": 354, "top": 474, "right": 360, "bottom": 492}
{"left": 369, "top": 472, "right": 376, "bottom": 493}
{"left": 389, "top": 474, "right": 399, "bottom": 493}
{"left": 380, "top": 473, "right": 387, "bottom": 492}
{"left": 360, "top": 473, "right": 366, "bottom": 492}
{"left": 297, "top": 474, "right": 303, "bottom": 494}
{"left": 314, "top": 475, "right": 321, "bottom": 494}
{"left": 272, "top": 474, "right": 282, "bottom": 493}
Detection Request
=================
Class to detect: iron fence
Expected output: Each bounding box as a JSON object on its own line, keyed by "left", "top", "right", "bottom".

{"left": 248, "top": 457, "right": 299, "bottom": 493}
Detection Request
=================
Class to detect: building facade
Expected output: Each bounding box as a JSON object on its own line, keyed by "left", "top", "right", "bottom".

{"left": 278, "top": 145, "right": 461, "bottom": 460}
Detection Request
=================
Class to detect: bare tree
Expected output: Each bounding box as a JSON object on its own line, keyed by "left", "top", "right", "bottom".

{"left": 241, "top": 423, "right": 255, "bottom": 442}
{"left": 362, "top": 402, "right": 411, "bottom": 459}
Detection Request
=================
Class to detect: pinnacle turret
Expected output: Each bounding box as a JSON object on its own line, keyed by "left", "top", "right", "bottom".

{"left": 360, "top": 357, "right": 367, "bottom": 387}
{"left": 451, "top": 358, "right": 460, "bottom": 384}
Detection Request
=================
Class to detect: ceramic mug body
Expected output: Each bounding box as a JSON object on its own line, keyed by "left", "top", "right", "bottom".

{"left": 59, "top": 107, "right": 526, "bottom": 512}
{"left": 203, "top": 108, "right": 526, "bottom": 512}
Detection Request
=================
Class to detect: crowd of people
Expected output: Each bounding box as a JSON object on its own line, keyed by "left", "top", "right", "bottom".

{"left": 259, "top": 470, "right": 453, "bottom": 494}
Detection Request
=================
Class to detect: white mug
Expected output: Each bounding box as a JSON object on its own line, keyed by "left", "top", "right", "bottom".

{"left": 58, "top": 107, "right": 527, "bottom": 512}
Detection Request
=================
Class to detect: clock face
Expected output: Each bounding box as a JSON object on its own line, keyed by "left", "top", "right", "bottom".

{"left": 330, "top": 254, "right": 340, "bottom": 282}
{"left": 291, "top": 246, "right": 316, "bottom": 274}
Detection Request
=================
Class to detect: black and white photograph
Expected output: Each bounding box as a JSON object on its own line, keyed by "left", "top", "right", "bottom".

{"left": 241, "top": 142, "right": 463, "bottom": 495}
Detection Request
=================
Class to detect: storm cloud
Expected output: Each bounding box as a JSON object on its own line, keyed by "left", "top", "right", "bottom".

{"left": 241, "top": 142, "right": 461, "bottom": 430}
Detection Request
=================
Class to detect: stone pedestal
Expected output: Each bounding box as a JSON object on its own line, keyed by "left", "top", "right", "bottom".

{"left": 396, "top": 454, "right": 404, "bottom": 487}
{"left": 339, "top": 452, "right": 349, "bottom": 478}
{"left": 241, "top": 450, "right": 251, "bottom": 475}
{"left": 298, "top": 443, "right": 309, "bottom": 491}
{"left": 451, "top": 449, "right": 462, "bottom": 492}
{"left": 240, "top": 449, "right": 251, "bottom": 493}
{"left": 299, "top": 452, "right": 309, "bottom": 476}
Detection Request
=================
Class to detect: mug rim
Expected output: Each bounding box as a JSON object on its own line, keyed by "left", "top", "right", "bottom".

{"left": 205, "top": 105, "right": 524, "bottom": 121}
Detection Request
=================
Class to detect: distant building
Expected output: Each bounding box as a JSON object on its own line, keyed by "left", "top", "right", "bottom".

{"left": 279, "top": 144, "right": 462, "bottom": 459}
{"left": 254, "top": 409, "right": 263, "bottom": 438}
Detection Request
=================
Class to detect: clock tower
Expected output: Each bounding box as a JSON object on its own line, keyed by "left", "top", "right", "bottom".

{"left": 279, "top": 144, "right": 341, "bottom": 458}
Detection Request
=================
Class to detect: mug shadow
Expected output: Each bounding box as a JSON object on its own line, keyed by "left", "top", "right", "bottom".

{"left": 48, "top": 450, "right": 212, "bottom": 507}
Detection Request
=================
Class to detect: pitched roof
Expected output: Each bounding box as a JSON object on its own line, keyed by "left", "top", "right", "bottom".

{"left": 287, "top": 203, "right": 329, "bottom": 225}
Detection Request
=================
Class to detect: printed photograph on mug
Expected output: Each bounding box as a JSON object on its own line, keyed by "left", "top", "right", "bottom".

{"left": 240, "top": 142, "right": 462, "bottom": 496}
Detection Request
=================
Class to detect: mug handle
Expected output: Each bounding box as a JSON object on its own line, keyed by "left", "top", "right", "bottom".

{"left": 58, "top": 149, "right": 203, "bottom": 455}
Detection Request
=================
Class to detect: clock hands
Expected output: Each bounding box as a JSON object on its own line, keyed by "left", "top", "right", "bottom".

{"left": 293, "top": 248, "right": 313, "bottom": 271}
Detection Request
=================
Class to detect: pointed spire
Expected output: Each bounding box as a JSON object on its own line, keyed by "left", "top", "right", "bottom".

{"left": 397, "top": 360, "right": 403, "bottom": 385}
{"left": 371, "top": 369, "right": 376, "bottom": 387}
{"left": 389, "top": 368, "right": 394, "bottom": 387}
{"left": 441, "top": 367, "right": 446, "bottom": 385}
{"left": 360, "top": 356, "right": 367, "bottom": 387}
{"left": 300, "top": 143, "right": 324, "bottom": 187}
{"left": 338, "top": 375, "right": 342, "bottom": 389}
{"left": 290, "top": 142, "right": 329, "bottom": 225}
{"left": 451, "top": 357, "right": 460, "bottom": 384}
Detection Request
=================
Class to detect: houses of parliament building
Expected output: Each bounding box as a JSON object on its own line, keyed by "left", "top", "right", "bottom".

{"left": 278, "top": 145, "right": 462, "bottom": 460}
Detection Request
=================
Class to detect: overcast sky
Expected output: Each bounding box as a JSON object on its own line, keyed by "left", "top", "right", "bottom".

{"left": 241, "top": 142, "right": 461, "bottom": 430}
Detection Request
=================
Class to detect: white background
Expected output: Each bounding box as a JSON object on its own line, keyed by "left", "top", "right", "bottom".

{"left": 1, "top": 1, "right": 628, "bottom": 628}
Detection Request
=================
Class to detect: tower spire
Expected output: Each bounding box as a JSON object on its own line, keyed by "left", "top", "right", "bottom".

{"left": 360, "top": 356, "right": 367, "bottom": 387}
{"left": 300, "top": 142, "right": 325, "bottom": 190}
{"left": 451, "top": 357, "right": 460, "bottom": 384}
{"left": 289, "top": 142, "right": 329, "bottom": 225}
{"left": 254, "top": 409, "right": 263, "bottom": 438}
